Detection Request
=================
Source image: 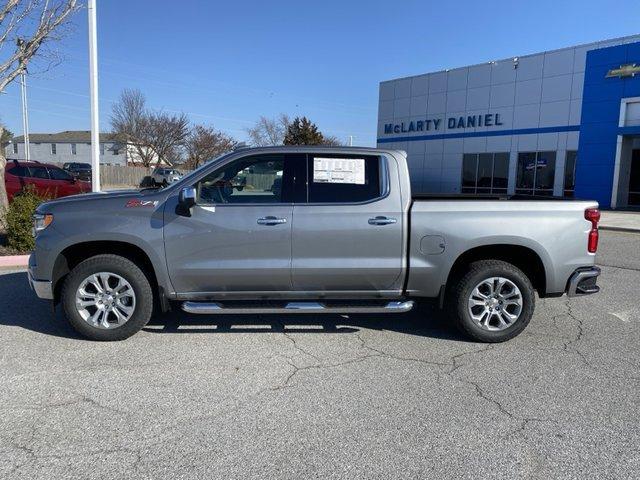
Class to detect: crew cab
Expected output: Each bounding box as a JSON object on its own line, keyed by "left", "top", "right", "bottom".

{"left": 27, "top": 147, "right": 601, "bottom": 342}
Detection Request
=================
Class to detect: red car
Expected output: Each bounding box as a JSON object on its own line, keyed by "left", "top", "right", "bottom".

{"left": 4, "top": 160, "right": 92, "bottom": 202}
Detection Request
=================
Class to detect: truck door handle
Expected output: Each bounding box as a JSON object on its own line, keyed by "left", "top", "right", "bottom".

{"left": 257, "top": 216, "right": 287, "bottom": 226}
{"left": 368, "top": 216, "right": 397, "bottom": 226}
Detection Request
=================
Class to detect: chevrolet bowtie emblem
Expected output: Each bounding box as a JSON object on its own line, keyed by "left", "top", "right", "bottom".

{"left": 606, "top": 64, "right": 640, "bottom": 78}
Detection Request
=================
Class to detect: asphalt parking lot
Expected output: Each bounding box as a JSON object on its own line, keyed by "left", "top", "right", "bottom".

{"left": 1, "top": 230, "right": 639, "bottom": 479}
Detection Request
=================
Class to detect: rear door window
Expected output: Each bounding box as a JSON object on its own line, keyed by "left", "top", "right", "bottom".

{"left": 30, "top": 167, "right": 50, "bottom": 179}
{"left": 306, "top": 154, "right": 383, "bottom": 203}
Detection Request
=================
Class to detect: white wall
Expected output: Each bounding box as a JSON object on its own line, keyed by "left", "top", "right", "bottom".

{"left": 6, "top": 141, "right": 127, "bottom": 166}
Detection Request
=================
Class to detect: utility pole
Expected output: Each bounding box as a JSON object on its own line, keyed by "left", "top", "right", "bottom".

{"left": 88, "top": 0, "right": 100, "bottom": 192}
{"left": 16, "top": 38, "right": 30, "bottom": 161}
{"left": 348, "top": 135, "right": 354, "bottom": 146}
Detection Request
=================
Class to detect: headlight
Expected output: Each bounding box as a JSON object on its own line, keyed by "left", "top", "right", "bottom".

{"left": 32, "top": 213, "right": 54, "bottom": 237}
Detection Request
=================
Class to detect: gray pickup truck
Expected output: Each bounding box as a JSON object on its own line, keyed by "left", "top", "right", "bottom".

{"left": 28, "top": 146, "right": 601, "bottom": 342}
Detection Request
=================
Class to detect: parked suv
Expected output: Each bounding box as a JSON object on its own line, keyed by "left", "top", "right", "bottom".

{"left": 63, "top": 162, "right": 92, "bottom": 182}
{"left": 4, "top": 160, "right": 91, "bottom": 202}
{"left": 151, "top": 168, "right": 182, "bottom": 186}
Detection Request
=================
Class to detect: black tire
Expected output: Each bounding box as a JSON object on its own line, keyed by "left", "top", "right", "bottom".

{"left": 61, "top": 254, "right": 154, "bottom": 341}
{"left": 139, "top": 176, "right": 155, "bottom": 188}
{"left": 446, "top": 259, "right": 535, "bottom": 343}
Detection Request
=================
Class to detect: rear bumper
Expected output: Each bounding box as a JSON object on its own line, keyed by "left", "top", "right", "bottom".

{"left": 566, "top": 266, "right": 601, "bottom": 297}
{"left": 28, "top": 254, "right": 53, "bottom": 300}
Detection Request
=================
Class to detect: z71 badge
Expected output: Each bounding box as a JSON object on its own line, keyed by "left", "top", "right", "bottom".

{"left": 125, "top": 199, "right": 159, "bottom": 208}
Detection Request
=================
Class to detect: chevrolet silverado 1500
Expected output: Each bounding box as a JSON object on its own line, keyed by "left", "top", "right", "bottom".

{"left": 28, "top": 146, "right": 601, "bottom": 341}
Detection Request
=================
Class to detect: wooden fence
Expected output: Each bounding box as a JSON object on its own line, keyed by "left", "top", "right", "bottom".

{"left": 99, "top": 165, "right": 152, "bottom": 187}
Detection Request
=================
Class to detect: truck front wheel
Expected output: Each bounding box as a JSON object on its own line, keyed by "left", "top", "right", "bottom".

{"left": 447, "top": 260, "right": 535, "bottom": 342}
{"left": 61, "top": 254, "right": 154, "bottom": 341}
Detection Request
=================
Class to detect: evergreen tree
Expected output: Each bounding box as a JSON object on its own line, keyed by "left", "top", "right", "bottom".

{"left": 283, "top": 117, "right": 325, "bottom": 145}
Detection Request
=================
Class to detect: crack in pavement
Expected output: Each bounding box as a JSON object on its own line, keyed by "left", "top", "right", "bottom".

{"left": 561, "top": 300, "right": 591, "bottom": 368}
{"left": 23, "top": 393, "right": 131, "bottom": 417}
{"left": 5, "top": 425, "right": 178, "bottom": 477}
{"left": 269, "top": 329, "right": 544, "bottom": 440}
{"left": 280, "top": 329, "right": 322, "bottom": 362}
{"left": 269, "top": 352, "right": 381, "bottom": 391}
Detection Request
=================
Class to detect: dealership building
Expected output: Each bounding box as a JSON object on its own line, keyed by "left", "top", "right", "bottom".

{"left": 377, "top": 34, "right": 640, "bottom": 208}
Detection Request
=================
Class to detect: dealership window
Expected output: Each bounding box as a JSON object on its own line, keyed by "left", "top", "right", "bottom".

{"left": 50, "top": 143, "right": 57, "bottom": 155}
{"left": 12, "top": 142, "right": 17, "bottom": 154}
{"left": 516, "top": 151, "right": 556, "bottom": 196}
{"left": 564, "top": 151, "right": 577, "bottom": 197}
{"left": 461, "top": 153, "right": 509, "bottom": 194}
{"left": 71, "top": 143, "right": 77, "bottom": 155}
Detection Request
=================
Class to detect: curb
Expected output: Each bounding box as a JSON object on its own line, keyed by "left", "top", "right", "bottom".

{"left": 0, "top": 254, "right": 29, "bottom": 270}
{"left": 600, "top": 226, "right": 640, "bottom": 234}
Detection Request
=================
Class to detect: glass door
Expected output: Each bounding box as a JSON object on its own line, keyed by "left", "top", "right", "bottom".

{"left": 629, "top": 150, "right": 640, "bottom": 206}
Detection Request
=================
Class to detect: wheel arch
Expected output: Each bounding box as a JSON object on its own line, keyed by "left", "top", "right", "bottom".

{"left": 445, "top": 244, "right": 548, "bottom": 296}
{"left": 52, "top": 240, "right": 168, "bottom": 310}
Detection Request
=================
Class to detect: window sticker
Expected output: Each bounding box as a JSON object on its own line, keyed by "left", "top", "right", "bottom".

{"left": 313, "top": 157, "right": 365, "bottom": 184}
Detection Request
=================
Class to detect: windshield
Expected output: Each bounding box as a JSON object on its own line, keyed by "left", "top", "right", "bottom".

{"left": 172, "top": 152, "right": 234, "bottom": 185}
{"left": 140, "top": 152, "right": 234, "bottom": 192}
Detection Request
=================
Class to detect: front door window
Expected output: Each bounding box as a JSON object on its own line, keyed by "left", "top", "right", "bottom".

{"left": 197, "top": 155, "right": 287, "bottom": 204}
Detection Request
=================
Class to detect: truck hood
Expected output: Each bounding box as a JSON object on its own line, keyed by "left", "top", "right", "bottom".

{"left": 38, "top": 189, "right": 149, "bottom": 210}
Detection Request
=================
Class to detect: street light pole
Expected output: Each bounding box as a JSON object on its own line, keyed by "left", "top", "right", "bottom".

{"left": 88, "top": 0, "right": 100, "bottom": 192}
{"left": 16, "top": 38, "right": 30, "bottom": 161}
{"left": 19, "top": 69, "right": 30, "bottom": 160}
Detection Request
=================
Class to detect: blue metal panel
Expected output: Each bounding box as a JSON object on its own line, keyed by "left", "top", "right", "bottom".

{"left": 377, "top": 125, "right": 579, "bottom": 144}
{"left": 575, "top": 41, "right": 640, "bottom": 208}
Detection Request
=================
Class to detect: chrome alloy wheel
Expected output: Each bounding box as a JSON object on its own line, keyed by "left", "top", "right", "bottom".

{"left": 467, "top": 276, "right": 523, "bottom": 331}
{"left": 75, "top": 272, "right": 136, "bottom": 329}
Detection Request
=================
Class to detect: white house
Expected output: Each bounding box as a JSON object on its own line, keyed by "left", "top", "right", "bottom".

{"left": 6, "top": 130, "right": 166, "bottom": 166}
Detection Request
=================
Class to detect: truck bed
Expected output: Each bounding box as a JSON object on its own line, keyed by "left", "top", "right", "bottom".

{"left": 406, "top": 197, "right": 598, "bottom": 298}
{"left": 411, "top": 193, "right": 577, "bottom": 201}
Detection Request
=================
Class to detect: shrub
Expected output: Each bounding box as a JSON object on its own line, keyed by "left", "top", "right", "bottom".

{"left": 2, "top": 186, "right": 46, "bottom": 252}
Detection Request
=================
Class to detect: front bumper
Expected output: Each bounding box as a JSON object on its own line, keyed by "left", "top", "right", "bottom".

{"left": 28, "top": 255, "right": 53, "bottom": 300}
{"left": 566, "top": 266, "right": 601, "bottom": 297}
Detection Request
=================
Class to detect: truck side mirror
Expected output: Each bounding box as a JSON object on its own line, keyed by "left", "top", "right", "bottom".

{"left": 177, "top": 186, "right": 196, "bottom": 216}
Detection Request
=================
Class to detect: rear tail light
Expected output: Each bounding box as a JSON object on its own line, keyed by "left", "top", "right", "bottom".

{"left": 585, "top": 208, "right": 600, "bottom": 253}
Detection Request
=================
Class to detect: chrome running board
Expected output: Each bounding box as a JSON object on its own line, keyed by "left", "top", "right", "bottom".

{"left": 181, "top": 300, "right": 414, "bottom": 315}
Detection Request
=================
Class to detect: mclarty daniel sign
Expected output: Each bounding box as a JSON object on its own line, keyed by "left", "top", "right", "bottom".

{"left": 383, "top": 113, "right": 504, "bottom": 135}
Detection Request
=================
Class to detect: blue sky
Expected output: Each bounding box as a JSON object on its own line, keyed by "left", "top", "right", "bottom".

{"left": 0, "top": 0, "right": 639, "bottom": 146}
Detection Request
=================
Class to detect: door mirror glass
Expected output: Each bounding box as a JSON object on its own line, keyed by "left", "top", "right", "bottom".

{"left": 177, "top": 186, "right": 197, "bottom": 216}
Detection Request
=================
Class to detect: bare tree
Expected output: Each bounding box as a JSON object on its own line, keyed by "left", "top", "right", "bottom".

{"left": 184, "top": 124, "right": 237, "bottom": 169}
{"left": 111, "top": 89, "right": 190, "bottom": 167}
{"left": 322, "top": 135, "right": 343, "bottom": 146}
{"left": 0, "top": 0, "right": 79, "bottom": 210}
{"left": 245, "top": 113, "right": 290, "bottom": 146}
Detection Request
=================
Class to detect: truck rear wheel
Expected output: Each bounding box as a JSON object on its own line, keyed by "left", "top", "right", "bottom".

{"left": 447, "top": 260, "right": 535, "bottom": 342}
{"left": 61, "top": 254, "right": 153, "bottom": 341}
